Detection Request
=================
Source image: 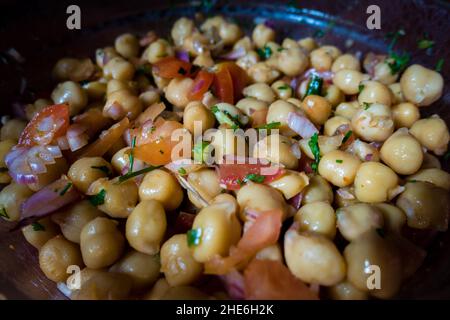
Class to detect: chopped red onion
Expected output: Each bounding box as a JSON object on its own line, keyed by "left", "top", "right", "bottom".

{"left": 220, "top": 270, "right": 245, "bottom": 300}
{"left": 287, "top": 112, "right": 319, "bottom": 139}
{"left": 175, "top": 50, "right": 190, "bottom": 63}
{"left": 66, "top": 124, "right": 89, "bottom": 151}
{"left": 364, "top": 153, "right": 374, "bottom": 161}
{"left": 220, "top": 46, "right": 246, "bottom": 60}
{"left": 290, "top": 142, "right": 301, "bottom": 159}
{"left": 288, "top": 192, "right": 303, "bottom": 210}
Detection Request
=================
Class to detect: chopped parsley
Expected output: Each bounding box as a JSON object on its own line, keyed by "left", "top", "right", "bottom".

{"left": 91, "top": 165, "right": 111, "bottom": 175}
{"left": 435, "top": 58, "right": 444, "bottom": 72}
{"left": 178, "top": 167, "right": 187, "bottom": 175}
{"left": 32, "top": 222, "right": 45, "bottom": 231}
{"left": 277, "top": 85, "right": 290, "bottom": 90}
{"left": 342, "top": 130, "right": 353, "bottom": 144}
{"left": 277, "top": 47, "right": 286, "bottom": 52}
{"left": 0, "top": 207, "right": 9, "bottom": 219}
{"left": 211, "top": 105, "right": 241, "bottom": 129}
{"left": 193, "top": 141, "right": 210, "bottom": 164}
{"left": 79, "top": 80, "right": 90, "bottom": 87}
{"left": 407, "top": 179, "right": 418, "bottom": 183}
{"left": 243, "top": 173, "right": 265, "bottom": 183}
{"left": 257, "top": 121, "right": 281, "bottom": 130}
{"left": 304, "top": 75, "right": 323, "bottom": 98}
{"left": 117, "top": 165, "right": 163, "bottom": 183}
{"left": 363, "top": 102, "right": 372, "bottom": 110}
{"left": 187, "top": 228, "right": 202, "bottom": 247}
{"left": 178, "top": 67, "right": 187, "bottom": 75}
{"left": 89, "top": 189, "right": 106, "bottom": 206}
{"left": 313, "top": 21, "right": 335, "bottom": 39}
{"left": 159, "top": 150, "right": 164, "bottom": 154}
{"left": 385, "top": 29, "right": 405, "bottom": 52}
{"left": 128, "top": 136, "right": 137, "bottom": 173}
{"left": 417, "top": 38, "right": 435, "bottom": 50}
{"left": 336, "top": 159, "right": 343, "bottom": 164}
{"left": 235, "top": 178, "right": 244, "bottom": 186}
{"left": 386, "top": 52, "right": 410, "bottom": 75}
{"left": 59, "top": 182, "right": 73, "bottom": 196}
{"left": 358, "top": 84, "right": 365, "bottom": 94}
{"left": 308, "top": 133, "right": 321, "bottom": 173}
{"left": 256, "top": 45, "right": 272, "bottom": 60}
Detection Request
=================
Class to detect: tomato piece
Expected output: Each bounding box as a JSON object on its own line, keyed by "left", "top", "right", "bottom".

{"left": 221, "top": 62, "right": 250, "bottom": 102}
{"left": 212, "top": 66, "right": 234, "bottom": 104}
{"left": 18, "top": 104, "right": 69, "bottom": 147}
{"left": 244, "top": 259, "right": 319, "bottom": 300}
{"left": 188, "top": 70, "right": 214, "bottom": 101}
{"left": 217, "top": 159, "right": 285, "bottom": 190}
{"left": 152, "top": 57, "right": 192, "bottom": 79}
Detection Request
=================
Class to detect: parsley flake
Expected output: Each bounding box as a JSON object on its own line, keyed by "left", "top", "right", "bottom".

{"left": 435, "top": 58, "right": 444, "bottom": 72}
{"left": 308, "top": 133, "right": 321, "bottom": 173}
{"left": 304, "top": 75, "right": 323, "bottom": 98}
{"left": 178, "top": 67, "right": 187, "bottom": 75}
{"left": 117, "top": 165, "right": 163, "bottom": 183}
{"left": 187, "top": 228, "right": 202, "bottom": 247}
{"left": 0, "top": 207, "right": 9, "bottom": 219}
{"left": 178, "top": 167, "right": 187, "bottom": 175}
{"left": 363, "top": 102, "right": 372, "bottom": 110}
{"left": 342, "top": 130, "right": 353, "bottom": 144}
{"left": 32, "top": 222, "right": 45, "bottom": 231}
{"left": 244, "top": 173, "right": 265, "bottom": 183}
{"left": 91, "top": 165, "right": 111, "bottom": 175}
{"left": 256, "top": 45, "right": 272, "bottom": 60}
{"left": 417, "top": 38, "right": 435, "bottom": 50}
{"left": 336, "top": 159, "right": 343, "bottom": 164}
{"left": 59, "top": 182, "right": 73, "bottom": 196}
{"left": 358, "top": 84, "right": 365, "bottom": 94}
{"left": 89, "top": 189, "right": 106, "bottom": 206}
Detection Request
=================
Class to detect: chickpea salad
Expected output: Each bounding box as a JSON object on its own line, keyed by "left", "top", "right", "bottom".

{"left": 0, "top": 15, "right": 449, "bottom": 300}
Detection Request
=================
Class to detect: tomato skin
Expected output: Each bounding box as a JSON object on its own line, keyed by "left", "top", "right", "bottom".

{"left": 222, "top": 62, "right": 250, "bottom": 102}
{"left": 18, "top": 104, "right": 69, "bottom": 147}
{"left": 212, "top": 66, "right": 234, "bottom": 104}
{"left": 188, "top": 70, "right": 214, "bottom": 101}
{"left": 152, "top": 57, "right": 192, "bottom": 79}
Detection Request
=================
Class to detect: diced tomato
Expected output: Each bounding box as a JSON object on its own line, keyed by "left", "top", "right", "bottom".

{"left": 212, "top": 65, "right": 234, "bottom": 104}
{"left": 18, "top": 104, "right": 69, "bottom": 147}
{"left": 243, "top": 259, "right": 319, "bottom": 300}
{"left": 217, "top": 159, "right": 285, "bottom": 190}
{"left": 188, "top": 70, "right": 214, "bottom": 101}
{"left": 152, "top": 57, "right": 192, "bottom": 79}
{"left": 221, "top": 62, "right": 250, "bottom": 102}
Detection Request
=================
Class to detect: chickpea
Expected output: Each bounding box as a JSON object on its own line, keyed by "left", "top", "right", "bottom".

{"left": 299, "top": 135, "right": 342, "bottom": 158}
{"left": 237, "top": 183, "right": 286, "bottom": 221}
{"left": 372, "top": 203, "right": 406, "bottom": 234}
{"left": 111, "top": 147, "right": 144, "bottom": 175}
{"left": 39, "top": 235, "right": 84, "bottom": 282}
{"left": 139, "top": 90, "right": 161, "bottom": 107}
{"left": 287, "top": 97, "right": 302, "bottom": 109}
{"left": 272, "top": 47, "right": 308, "bottom": 77}
{"left": 52, "top": 58, "right": 96, "bottom": 82}
{"left": 253, "top": 133, "right": 298, "bottom": 169}
{"left": 334, "top": 186, "right": 359, "bottom": 208}
{"left": 193, "top": 52, "right": 214, "bottom": 68}
{"left": 336, "top": 204, "right": 384, "bottom": 241}
{"left": 354, "top": 162, "right": 399, "bottom": 203}
{"left": 88, "top": 178, "right": 138, "bottom": 218}
{"left": 396, "top": 181, "right": 449, "bottom": 231}
{"left": 183, "top": 101, "right": 215, "bottom": 134}
{"left": 268, "top": 170, "right": 309, "bottom": 200}
{"left": 380, "top": 128, "right": 424, "bottom": 175}
{"left": 51, "top": 200, "right": 104, "bottom": 243}
{"left": 234, "top": 36, "right": 253, "bottom": 52}
{"left": 373, "top": 60, "right": 399, "bottom": 85}
{"left": 328, "top": 281, "right": 369, "bottom": 300}
{"left": 0, "top": 182, "right": 33, "bottom": 221}
{"left": 388, "top": 82, "right": 405, "bottom": 104}
{"left": 24, "top": 98, "right": 52, "bottom": 120}
{"left": 28, "top": 157, "right": 68, "bottom": 191}
{"left": 165, "top": 77, "right": 194, "bottom": 109}
{"left": 358, "top": 80, "right": 392, "bottom": 106}
{"left": 200, "top": 15, "right": 226, "bottom": 32}
{"left": 266, "top": 100, "right": 298, "bottom": 136}
{"left": 247, "top": 62, "right": 280, "bottom": 84}
{"left": 409, "top": 115, "right": 449, "bottom": 156}
{"left": 344, "top": 230, "right": 402, "bottom": 299}
{"left": 110, "top": 250, "right": 161, "bottom": 290}
{"left": 271, "top": 80, "right": 293, "bottom": 100}
{"left": 298, "top": 37, "right": 317, "bottom": 52}
{"left": 324, "top": 116, "right": 350, "bottom": 136}
{"left": 219, "top": 22, "right": 242, "bottom": 45}
{"left": 318, "top": 150, "right": 361, "bottom": 187}
{"left": 302, "top": 175, "right": 334, "bottom": 204}
{"left": 347, "top": 139, "right": 380, "bottom": 162}
{"left": 235, "top": 98, "right": 269, "bottom": 122}
{"left": 104, "top": 89, "right": 143, "bottom": 120}
{"left": 182, "top": 32, "right": 210, "bottom": 57}
{"left": 72, "top": 271, "right": 132, "bottom": 300}
{"left": 421, "top": 152, "right": 441, "bottom": 170}
{"left": 252, "top": 24, "right": 275, "bottom": 48}
{"left": 190, "top": 202, "right": 241, "bottom": 263}
{"left": 408, "top": 168, "right": 450, "bottom": 191}
{"left": 126, "top": 200, "right": 167, "bottom": 255}
{"left": 210, "top": 127, "right": 238, "bottom": 163}
{"left": 172, "top": 17, "right": 195, "bottom": 46}
{"left": 0, "top": 139, "right": 15, "bottom": 183}
{"left": 310, "top": 46, "right": 341, "bottom": 71}
{"left": 115, "top": 33, "right": 139, "bottom": 59}
{"left": 295, "top": 201, "right": 336, "bottom": 239}
{"left": 144, "top": 278, "right": 170, "bottom": 300}
{"left": 301, "top": 95, "right": 332, "bottom": 125}
{"left": 82, "top": 81, "right": 107, "bottom": 101}
{"left": 284, "top": 230, "right": 346, "bottom": 286}
{"left": 22, "top": 217, "right": 59, "bottom": 249}
{"left": 51, "top": 81, "right": 88, "bottom": 116}
{"left": 391, "top": 102, "right": 419, "bottom": 129}
{"left": 351, "top": 103, "right": 394, "bottom": 142}
{"left": 80, "top": 217, "right": 124, "bottom": 269}
{"left": 331, "top": 54, "right": 360, "bottom": 72}
{"left": 160, "top": 234, "right": 203, "bottom": 286}
{"left": 334, "top": 100, "right": 360, "bottom": 120}
{"left": 106, "top": 79, "right": 136, "bottom": 96}
{"left": 242, "top": 83, "right": 275, "bottom": 104}
{"left": 147, "top": 39, "right": 175, "bottom": 64}
{"left": 96, "top": 47, "right": 120, "bottom": 68}
{"left": 68, "top": 157, "right": 112, "bottom": 193}
{"left": 333, "top": 69, "right": 369, "bottom": 95}
{"left": 323, "top": 84, "right": 345, "bottom": 107}
{"left": 103, "top": 57, "right": 135, "bottom": 81}
{"left": 187, "top": 169, "right": 222, "bottom": 208}
{"left": 139, "top": 169, "right": 183, "bottom": 211}
{"left": 400, "top": 64, "right": 443, "bottom": 107}
{"left": 236, "top": 51, "right": 260, "bottom": 70}
{"left": 255, "top": 244, "right": 283, "bottom": 262}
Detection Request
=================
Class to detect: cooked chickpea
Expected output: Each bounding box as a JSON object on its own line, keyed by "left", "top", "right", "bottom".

{"left": 372, "top": 203, "right": 406, "bottom": 234}
{"left": 103, "top": 57, "right": 135, "bottom": 81}
{"left": 391, "top": 102, "right": 420, "bottom": 129}
{"left": 334, "top": 100, "right": 360, "bottom": 120}
{"left": 171, "top": 17, "right": 195, "bottom": 46}
{"left": 272, "top": 47, "right": 308, "bottom": 76}
{"left": 324, "top": 116, "right": 351, "bottom": 136}
{"left": 252, "top": 24, "right": 275, "bottom": 48}
{"left": 126, "top": 200, "right": 167, "bottom": 255}
{"left": 165, "top": 77, "right": 194, "bottom": 109}
{"left": 318, "top": 150, "right": 361, "bottom": 187}
{"left": 310, "top": 46, "right": 341, "bottom": 71}
{"left": 336, "top": 203, "right": 384, "bottom": 241}
{"left": 147, "top": 39, "right": 175, "bottom": 64}
{"left": 25, "top": 98, "right": 52, "bottom": 120}
{"left": 139, "top": 169, "right": 183, "bottom": 211}
{"left": 106, "top": 79, "right": 136, "bottom": 96}
{"left": 235, "top": 98, "right": 269, "bottom": 122}
{"left": 421, "top": 152, "right": 441, "bottom": 170}
{"left": 400, "top": 64, "right": 443, "bottom": 107}
{"left": 88, "top": 178, "right": 138, "bottom": 218}
{"left": 373, "top": 60, "right": 399, "bottom": 85}
{"left": 323, "top": 84, "right": 345, "bottom": 107}
{"left": 104, "top": 89, "right": 143, "bottom": 120}
{"left": 160, "top": 234, "right": 203, "bottom": 286}
{"left": 0, "top": 182, "right": 34, "bottom": 221}
{"left": 236, "top": 51, "right": 260, "bottom": 70}
{"left": 388, "top": 82, "right": 405, "bottom": 104}
{"left": 219, "top": 22, "right": 242, "bottom": 45}
{"left": 396, "top": 181, "right": 449, "bottom": 231}
{"left": 408, "top": 168, "right": 450, "bottom": 190}
{"left": 237, "top": 183, "right": 287, "bottom": 221}
{"left": 22, "top": 217, "right": 59, "bottom": 249}
{"left": 344, "top": 230, "right": 402, "bottom": 299}
{"left": 110, "top": 250, "right": 161, "bottom": 290}
{"left": 210, "top": 127, "right": 238, "bottom": 163}
{"left": 111, "top": 146, "right": 144, "bottom": 175}
{"left": 95, "top": 47, "right": 120, "bottom": 68}
{"left": 51, "top": 200, "right": 104, "bottom": 243}
{"left": 284, "top": 230, "right": 346, "bottom": 286}
{"left": 39, "top": 235, "right": 84, "bottom": 282}
{"left": 28, "top": 157, "right": 68, "bottom": 191}
{"left": 193, "top": 52, "right": 214, "bottom": 68}
{"left": 255, "top": 244, "right": 283, "bottom": 262}
{"left": 328, "top": 281, "right": 369, "bottom": 300}
{"left": 183, "top": 101, "right": 215, "bottom": 134}
{"left": 331, "top": 54, "right": 360, "bottom": 72}
{"left": 82, "top": 81, "right": 107, "bottom": 101}
{"left": 72, "top": 271, "right": 132, "bottom": 300}
{"left": 354, "top": 162, "right": 399, "bottom": 202}
{"left": 247, "top": 62, "right": 280, "bottom": 84}
{"left": 139, "top": 90, "right": 161, "bottom": 107}
{"left": 299, "top": 135, "right": 342, "bottom": 158}
{"left": 333, "top": 69, "right": 369, "bottom": 95}
{"left": 80, "top": 217, "right": 125, "bottom": 269}
{"left": 68, "top": 157, "right": 112, "bottom": 193}
{"left": 115, "top": 33, "right": 139, "bottom": 59}
{"left": 242, "top": 83, "right": 275, "bottom": 104}
{"left": 351, "top": 103, "right": 394, "bottom": 142}
{"left": 52, "top": 58, "right": 95, "bottom": 82}
{"left": 266, "top": 100, "right": 298, "bottom": 136}
{"left": 301, "top": 95, "right": 332, "bottom": 125}
{"left": 358, "top": 80, "right": 392, "bottom": 106}
{"left": 190, "top": 202, "right": 241, "bottom": 263}
{"left": 0, "top": 139, "right": 15, "bottom": 183}
{"left": 302, "top": 175, "right": 334, "bottom": 204}
{"left": 298, "top": 37, "right": 317, "bottom": 52}
{"left": 182, "top": 32, "right": 209, "bottom": 57}
{"left": 268, "top": 170, "right": 309, "bottom": 200}
{"left": 271, "top": 80, "right": 293, "bottom": 100}
{"left": 51, "top": 81, "right": 88, "bottom": 116}
{"left": 380, "top": 128, "right": 423, "bottom": 175}
{"left": 253, "top": 133, "right": 298, "bottom": 169}
{"left": 187, "top": 169, "right": 222, "bottom": 208}
{"left": 295, "top": 201, "right": 336, "bottom": 239}
{"left": 409, "top": 115, "right": 449, "bottom": 155}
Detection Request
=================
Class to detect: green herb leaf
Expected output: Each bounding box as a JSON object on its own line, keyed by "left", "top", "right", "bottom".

{"left": 257, "top": 122, "right": 281, "bottom": 130}
{"left": 358, "top": 84, "right": 365, "bottom": 94}
{"left": 178, "top": 167, "right": 187, "bottom": 175}
{"left": 304, "top": 75, "right": 323, "bottom": 98}
{"left": 0, "top": 207, "right": 9, "bottom": 219}
{"left": 59, "top": 182, "right": 73, "bottom": 196}
{"left": 211, "top": 105, "right": 241, "bottom": 129}
{"left": 277, "top": 47, "right": 286, "bottom": 52}
{"left": 386, "top": 29, "right": 406, "bottom": 52}
{"left": 277, "top": 85, "right": 290, "bottom": 90}
{"left": 235, "top": 178, "right": 244, "bottom": 186}
{"left": 407, "top": 179, "right": 418, "bottom": 183}
{"left": 417, "top": 39, "right": 435, "bottom": 50}
{"left": 363, "top": 102, "right": 372, "bottom": 110}
{"left": 117, "top": 165, "right": 163, "bottom": 183}
{"left": 256, "top": 45, "right": 272, "bottom": 60}
{"left": 386, "top": 52, "right": 410, "bottom": 75}
{"left": 435, "top": 58, "right": 444, "bottom": 72}
{"left": 342, "top": 130, "right": 353, "bottom": 144}
{"left": 91, "top": 165, "right": 111, "bottom": 175}
{"left": 244, "top": 173, "right": 265, "bottom": 183}
{"left": 79, "top": 80, "right": 90, "bottom": 87}
{"left": 178, "top": 67, "right": 187, "bottom": 75}
{"left": 313, "top": 29, "right": 325, "bottom": 38}
{"left": 128, "top": 136, "right": 137, "bottom": 173}
{"left": 89, "top": 189, "right": 106, "bottom": 206}
{"left": 193, "top": 141, "right": 210, "bottom": 164}
{"left": 308, "top": 133, "right": 321, "bottom": 173}
{"left": 336, "top": 159, "right": 343, "bottom": 164}
{"left": 187, "top": 228, "right": 202, "bottom": 247}
{"left": 32, "top": 222, "right": 45, "bottom": 231}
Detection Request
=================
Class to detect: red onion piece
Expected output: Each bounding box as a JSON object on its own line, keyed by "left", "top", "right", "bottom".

{"left": 288, "top": 192, "right": 303, "bottom": 210}
{"left": 175, "top": 50, "right": 190, "bottom": 63}
{"left": 287, "top": 112, "right": 319, "bottom": 139}
{"left": 66, "top": 124, "right": 89, "bottom": 151}
{"left": 290, "top": 142, "right": 301, "bottom": 159}
{"left": 364, "top": 153, "right": 374, "bottom": 161}
{"left": 220, "top": 269, "right": 246, "bottom": 300}
{"left": 219, "top": 46, "right": 246, "bottom": 60}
